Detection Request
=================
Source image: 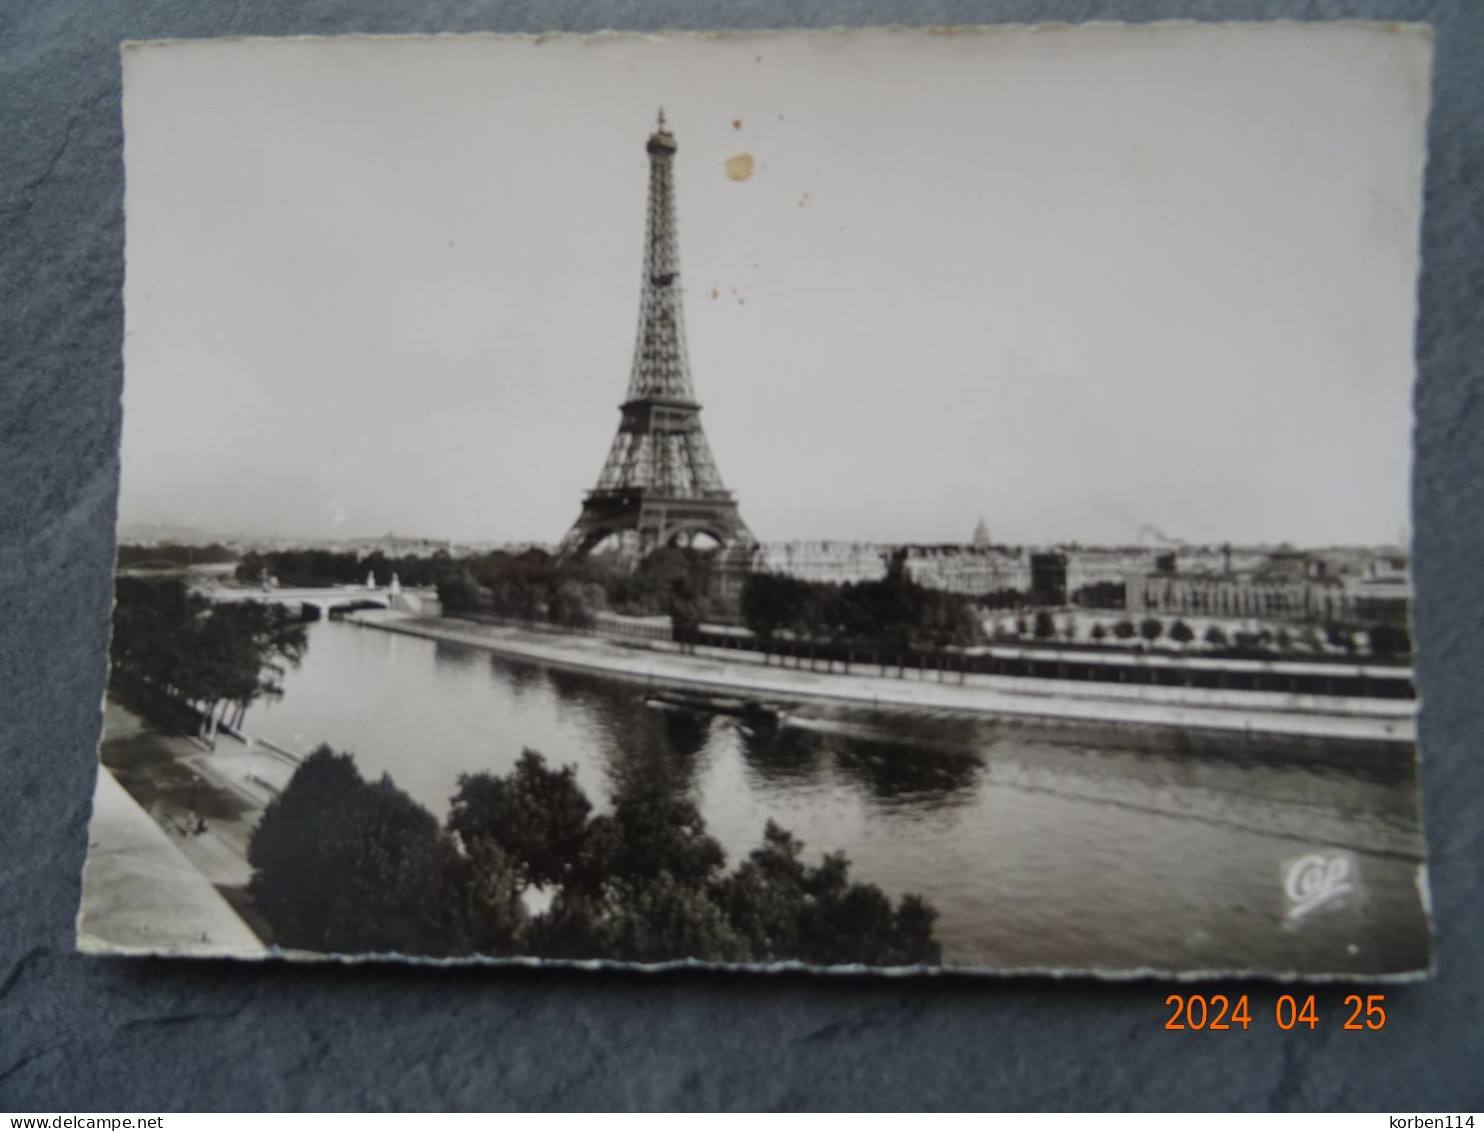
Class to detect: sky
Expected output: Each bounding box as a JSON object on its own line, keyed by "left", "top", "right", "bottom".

{"left": 118, "top": 25, "right": 1432, "bottom": 547}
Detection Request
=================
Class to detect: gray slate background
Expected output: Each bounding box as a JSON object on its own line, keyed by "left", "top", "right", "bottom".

{"left": 2, "top": 0, "right": 1480, "bottom": 1112}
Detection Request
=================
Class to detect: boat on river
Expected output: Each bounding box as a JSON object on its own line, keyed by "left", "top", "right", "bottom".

{"left": 643, "top": 688, "right": 789, "bottom": 728}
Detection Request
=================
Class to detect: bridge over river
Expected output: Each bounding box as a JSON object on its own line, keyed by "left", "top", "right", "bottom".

{"left": 196, "top": 580, "right": 432, "bottom": 620}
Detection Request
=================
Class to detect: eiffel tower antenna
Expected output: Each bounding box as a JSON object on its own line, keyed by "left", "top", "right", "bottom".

{"left": 557, "top": 115, "right": 754, "bottom": 560}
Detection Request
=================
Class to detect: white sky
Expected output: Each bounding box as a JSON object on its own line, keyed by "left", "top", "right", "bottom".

{"left": 119, "top": 25, "right": 1432, "bottom": 547}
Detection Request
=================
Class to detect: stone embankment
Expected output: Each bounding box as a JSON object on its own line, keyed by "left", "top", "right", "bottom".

{"left": 347, "top": 612, "right": 1416, "bottom": 743}
{"left": 79, "top": 701, "right": 310, "bottom": 957}
{"left": 78, "top": 767, "right": 266, "bottom": 958}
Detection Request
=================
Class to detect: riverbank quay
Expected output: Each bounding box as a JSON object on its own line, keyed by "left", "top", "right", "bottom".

{"left": 78, "top": 764, "right": 265, "bottom": 957}
{"left": 347, "top": 612, "right": 1416, "bottom": 743}
{"left": 82, "top": 700, "right": 307, "bottom": 951}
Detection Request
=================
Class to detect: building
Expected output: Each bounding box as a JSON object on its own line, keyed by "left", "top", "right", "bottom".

{"left": 710, "top": 540, "right": 891, "bottom": 609}
{"left": 741, "top": 541, "right": 892, "bottom": 585}
{"left": 901, "top": 545, "right": 1030, "bottom": 595}
{"left": 1063, "top": 546, "right": 1156, "bottom": 594}
{"left": 1124, "top": 551, "right": 1412, "bottom": 624}
{"left": 1126, "top": 571, "right": 1352, "bottom": 621}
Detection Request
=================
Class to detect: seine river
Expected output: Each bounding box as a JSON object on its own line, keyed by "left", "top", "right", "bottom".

{"left": 247, "top": 619, "right": 1431, "bottom": 974}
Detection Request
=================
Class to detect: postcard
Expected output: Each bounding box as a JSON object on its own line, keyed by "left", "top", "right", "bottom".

{"left": 81, "top": 24, "right": 1434, "bottom": 976}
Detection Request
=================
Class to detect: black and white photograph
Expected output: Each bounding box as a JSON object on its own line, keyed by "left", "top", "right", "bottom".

{"left": 80, "top": 24, "right": 1434, "bottom": 977}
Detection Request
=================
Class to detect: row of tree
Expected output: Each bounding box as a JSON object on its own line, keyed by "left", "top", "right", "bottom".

{"left": 1000, "top": 613, "right": 1411, "bottom": 659}
{"left": 117, "top": 542, "right": 237, "bottom": 569}
{"left": 738, "top": 572, "right": 985, "bottom": 653}
{"left": 110, "top": 578, "right": 308, "bottom": 743}
{"left": 235, "top": 549, "right": 457, "bottom": 590}
{"left": 249, "top": 748, "right": 941, "bottom": 966}
{"left": 437, "top": 547, "right": 713, "bottom": 635}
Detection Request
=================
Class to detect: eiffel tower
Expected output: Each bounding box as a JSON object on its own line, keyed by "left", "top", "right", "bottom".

{"left": 557, "top": 111, "right": 755, "bottom": 561}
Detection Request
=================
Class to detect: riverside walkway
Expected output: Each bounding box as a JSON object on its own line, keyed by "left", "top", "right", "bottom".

{"left": 77, "top": 766, "right": 265, "bottom": 958}
{"left": 349, "top": 612, "right": 1416, "bottom": 743}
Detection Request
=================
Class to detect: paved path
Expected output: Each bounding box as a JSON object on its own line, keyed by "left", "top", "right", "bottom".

{"left": 77, "top": 767, "right": 266, "bottom": 958}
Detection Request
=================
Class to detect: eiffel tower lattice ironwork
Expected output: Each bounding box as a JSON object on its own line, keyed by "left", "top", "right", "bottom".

{"left": 557, "top": 111, "right": 755, "bottom": 560}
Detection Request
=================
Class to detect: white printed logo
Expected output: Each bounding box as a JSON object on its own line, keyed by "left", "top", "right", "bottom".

{"left": 1284, "top": 853, "right": 1354, "bottom": 922}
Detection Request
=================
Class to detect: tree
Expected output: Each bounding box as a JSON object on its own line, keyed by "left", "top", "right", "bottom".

{"left": 248, "top": 748, "right": 490, "bottom": 957}
{"left": 742, "top": 572, "right": 985, "bottom": 653}
{"left": 1168, "top": 620, "right": 1194, "bottom": 645}
{"left": 109, "top": 578, "right": 307, "bottom": 743}
{"left": 982, "top": 588, "right": 1026, "bottom": 611}
{"left": 235, "top": 551, "right": 266, "bottom": 585}
{"left": 1139, "top": 618, "right": 1163, "bottom": 645}
{"left": 1071, "top": 581, "right": 1126, "bottom": 610}
{"left": 548, "top": 580, "right": 599, "bottom": 630}
{"left": 448, "top": 750, "right": 593, "bottom": 889}
{"left": 665, "top": 578, "right": 705, "bottom": 651}
{"left": 791, "top": 850, "right": 940, "bottom": 967}
{"left": 249, "top": 743, "right": 943, "bottom": 967}
{"left": 485, "top": 571, "right": 544, "bottom": 622}
{"left": 1033, "top": 611, "right": 1056, "bottom": 640}
{"left": 1366, "top": 623, "right": 1412, "bottom": 660}
{"left": 1204, "top": 625, "right": 1228, "bottom": 648}
{"left": 606, "top": 872, "right": 753, "bottom": 964}
{"left": 596, "top": 774, "right": 728, "bottom": 891}
{"left": 1090, "top": 623, "right": 1107, "bottom": 642}
{"left": 436, "top": 573, "right": 485, "bottom": 613}
{"left": 615, "top": 547, "right": 714, "bottom": 618}
{"left": 186, "top": 599, "right": 308, "bottom": 743}
{"left": 1112, "top": 619, "right": 1136, "bottom": 641}
{"left": 715, "top": 821, "right": 940, "bottom": 966}
{"left": 740, "top": 573, "right": 817, "bottom": 643}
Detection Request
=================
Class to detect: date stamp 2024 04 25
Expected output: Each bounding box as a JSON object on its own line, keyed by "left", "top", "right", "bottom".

{"left": 1164, "top": 993, "right": 1389, "bottom": 1031}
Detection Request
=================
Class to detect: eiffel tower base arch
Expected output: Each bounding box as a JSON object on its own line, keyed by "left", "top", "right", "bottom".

{"left": 556, "top": 489, "right": 754, "bottom": 562}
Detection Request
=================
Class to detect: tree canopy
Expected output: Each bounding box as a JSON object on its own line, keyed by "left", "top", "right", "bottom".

{"left": 249, "top": 746, "right": 941, "bottom": 967}
{"left": 110, "top": 577, "right": 307, "bottom": 736}
{"left": 739, "top": 573, "right": 983, "bottom": 652}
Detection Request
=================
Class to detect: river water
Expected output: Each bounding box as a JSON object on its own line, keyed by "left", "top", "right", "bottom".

{"left": 247, "top": 619, "right": 1431, "bottom": 974}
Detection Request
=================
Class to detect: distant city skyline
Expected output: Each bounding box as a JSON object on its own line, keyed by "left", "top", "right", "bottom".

{"left": 119, "top": 29, "right": 1429, "bottom": 549}
{"left": 115, "top": 517, "right": 1409, "bottom": 555}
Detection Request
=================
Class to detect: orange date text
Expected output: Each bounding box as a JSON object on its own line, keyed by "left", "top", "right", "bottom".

{"left": 1163, "top": 993, "right": 1387, "bottom": 1030}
